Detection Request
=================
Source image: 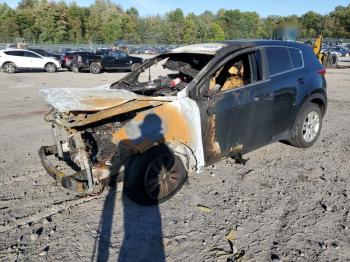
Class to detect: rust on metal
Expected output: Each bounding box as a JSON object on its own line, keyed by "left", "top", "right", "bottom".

{"left": 38, "top": 146, "right": 88, "bottom": 193}
{"left": 112, "top": 102, "right": 193, "bottom": 153}
{"left": 65, "top": 100, "right": 163, "bottom": 127}
{"left": 205, "top": 115, "right": 221, "bottom": 161}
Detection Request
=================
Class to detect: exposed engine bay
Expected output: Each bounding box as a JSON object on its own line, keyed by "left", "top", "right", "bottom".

{"left": 110, "top": 53, "right": 214, "bottom": 96}
{"left": 39, "top": 51, "right": 213, "bottom": 194}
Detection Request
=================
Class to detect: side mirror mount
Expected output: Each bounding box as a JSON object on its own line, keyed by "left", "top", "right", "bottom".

{"left": 213, "top": 84, "right": 222, "bottom": 92}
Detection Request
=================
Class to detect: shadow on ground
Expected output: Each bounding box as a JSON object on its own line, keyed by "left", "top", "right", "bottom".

{"left": 91, "top": 113, "right": 167, "bottom": 262}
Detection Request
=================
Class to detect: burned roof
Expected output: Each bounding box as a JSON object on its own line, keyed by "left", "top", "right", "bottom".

{"left": 170, "top": 40, "right": 310, "bottom": 55}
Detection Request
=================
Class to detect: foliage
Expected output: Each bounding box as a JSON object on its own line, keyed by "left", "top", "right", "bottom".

{"left": 1, "top": 1, "right": 350, "bottom": 44}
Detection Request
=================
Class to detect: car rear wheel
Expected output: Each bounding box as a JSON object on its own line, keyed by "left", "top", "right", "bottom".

{"left": 289, "top": 103, "right": 323, "bottom": 148}
{"left": 45, "top": 63, "right": 57, "bottom": 73}
{"left": 123, "top": 144, "right": 188, "bottom": 206}
{"left": 3, "top": 63, "right": 16, "bottom": 73}
{"left": 71, "top": 63, "right": 80, "bottom": 73}
{"left": 89, "top": 62, "right": 102, "bottom": 74}
{"left": 131, "top": 63, "right": 141, "bottom": 72}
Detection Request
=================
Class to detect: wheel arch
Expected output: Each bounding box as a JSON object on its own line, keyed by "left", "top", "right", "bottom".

{"left": 291, "top": 92, "right": 327, "bottom": 134}
{"left": 1, "top": 61, "right": 16, "bottom": 68}
{"left": 44, "top": 62, "right": 56, "bottom": 68}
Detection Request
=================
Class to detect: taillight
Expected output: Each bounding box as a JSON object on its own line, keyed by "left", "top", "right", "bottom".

{"left": 318, "top": 68, "right": 326, "bottom": 75}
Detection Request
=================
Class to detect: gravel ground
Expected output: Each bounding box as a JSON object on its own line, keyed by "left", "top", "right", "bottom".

{"left": 0, "top": 58, "right": 349, "bottom": 262}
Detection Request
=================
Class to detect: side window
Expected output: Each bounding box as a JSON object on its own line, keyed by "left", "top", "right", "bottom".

{"left": 23, "top": 51, "right": 41, "bottom": 58}
{"left": 265, "top": 47, "right": 292, "bottom": 76}
{"left": 288, "top": 48, "right": 303, "bottom": 69}
{"left": 5, "top": 51, "right": 23, "bottom": 57}
{"left": 119, "top": 51, "right": 127, "bottom": 58}
{"left": 209, "top": 53, "right": 252, "bottom": 93}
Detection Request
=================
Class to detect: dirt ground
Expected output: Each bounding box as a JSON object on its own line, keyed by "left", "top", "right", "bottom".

{"left": 0, "top": 58, "right": 349, "bottom": 262}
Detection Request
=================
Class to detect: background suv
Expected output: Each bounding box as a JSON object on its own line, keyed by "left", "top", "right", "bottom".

{"left": 0, "top": 49, "right": 60, "bottom": 73}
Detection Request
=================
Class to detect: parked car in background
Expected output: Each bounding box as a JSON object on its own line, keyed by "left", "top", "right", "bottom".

{"left": 61, "top": 51, "right": 94, "bottom": 70}
{"left": 71, "top": 50, "right": 143, "bottom": 73}
{"left": 28, "top": 48, "right": 62, "bottom": 60}
{"left": 332, "top": 46, "right": 349, "bottom": 57}
{"left": 0, "top": 49, "right": 60, "bottom": 73}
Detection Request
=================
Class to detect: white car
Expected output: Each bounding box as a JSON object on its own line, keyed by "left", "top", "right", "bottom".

{"left": 0, "top": 49, "right": 61, "bottom": 73}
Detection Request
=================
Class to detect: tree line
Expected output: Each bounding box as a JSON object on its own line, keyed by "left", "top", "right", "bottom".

{"left": 0, "top": 0, "right": 349, "bottom": 44}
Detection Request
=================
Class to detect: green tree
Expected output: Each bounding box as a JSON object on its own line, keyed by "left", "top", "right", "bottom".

{"left": 33, "top": 2, "right": 69, "bottom": 43}
{"left": 207, "top": 22, "right": 225, "bottom": 41}
{"left": 183, "top": 16, "right": 196, "bottom": 44}
{"left": 0, "top": 4, "right": 19, "bottom": 42}
{"left": 165, "top": 8, "right": 185, "bottom": 43}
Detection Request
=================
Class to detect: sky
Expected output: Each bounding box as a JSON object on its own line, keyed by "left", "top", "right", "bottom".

{"left": 2, "top": 0, "right": 350, "bottom": 17}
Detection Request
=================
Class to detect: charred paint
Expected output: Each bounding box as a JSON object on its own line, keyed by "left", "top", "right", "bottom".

{"left": 79, "top": 98, "right": 128, "bottom": 109}
{"left": 112, "top": 102, "right": 193, "bottom": 153}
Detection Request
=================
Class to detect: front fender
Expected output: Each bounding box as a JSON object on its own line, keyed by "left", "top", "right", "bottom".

{"left": 112, "top": 98, "right": 205, "bottom": 170}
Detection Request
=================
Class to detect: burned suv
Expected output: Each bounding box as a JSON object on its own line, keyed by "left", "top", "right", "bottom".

{"left": 39, "top": 41, "right": 327, "bottom": 205}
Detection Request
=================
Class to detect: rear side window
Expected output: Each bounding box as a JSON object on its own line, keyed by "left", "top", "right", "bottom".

{"left": 4, "top": 51, "right": 24, "bottom": 56}
{"left": 265, "top": 47, "right": 292, "bottom": 76}
{"left": 288, "top": 48, "right": 303, "bottom": 69}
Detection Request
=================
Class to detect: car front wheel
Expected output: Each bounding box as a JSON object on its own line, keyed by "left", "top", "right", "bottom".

{"left": 3, "top": 63, "right": 16, "bottom": 73}
{"left": 45, "top": 63, "right": 57, "bottom": 73}
{"left": 123, "top": 144, "right": 188, "bottom": 206}
{"left": 89, "top": 62, "right": 102, "bottom": 74}
{"left": 289, "top": 103, "right": 323, "bottom": 148}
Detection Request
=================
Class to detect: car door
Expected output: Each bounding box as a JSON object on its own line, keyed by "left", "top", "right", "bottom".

{"left": 23, "top": 51, "right": 45, "bottom": 68}
{"left": 264, "top": 46, "right": 303, "bottom": 141}
{"left": 7, "top": 51, "right": 26, "bottom": 68}
{"left": 236, "top": 50, "right": 274, "bottom": 153}
{"left": 112, "top": 51, "right": 131, "bottom": 68}
{"left": 196, "top": 49, "right": 273, "bottom": 164}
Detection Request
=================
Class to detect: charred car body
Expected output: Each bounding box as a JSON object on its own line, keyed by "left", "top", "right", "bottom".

{"left": 39, "top": 41, "right": 327, "bottom": 205}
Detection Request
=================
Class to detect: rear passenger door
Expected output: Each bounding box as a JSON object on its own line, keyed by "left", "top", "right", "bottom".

{"left": 264, "top": 46, "right": 305, "bottom": 140}
{"left": 5, "top": 51, "right": 26, "bottom": 67}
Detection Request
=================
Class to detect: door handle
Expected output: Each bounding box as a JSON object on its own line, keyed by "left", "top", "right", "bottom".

{"left": 254, "top": 93, "right": 273, "bottom": 102}
{"left": 297, "top": 76, "right": 305, "bottom": 84}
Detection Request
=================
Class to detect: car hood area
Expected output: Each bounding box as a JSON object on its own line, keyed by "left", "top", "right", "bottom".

{"left": 40, "top": 85, "right": 176, "bottom": 112}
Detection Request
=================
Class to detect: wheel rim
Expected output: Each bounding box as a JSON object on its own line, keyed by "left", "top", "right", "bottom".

{"left": 91, "top": 64, "right": 99, "bottom": 73}
{"left": 302, "top": 111, "right": 320, "bottom": 143}
{"left": 72, "top": 66, "right": 78, "bottom": 72}
{"left": 5, "top": 64, "right": 15, "bottom": 73}
{"left": 144, "top": 153, "right": 186, "bottom": 201}
{"left": 47, "top": 64, "right": 55, "bottom": 72}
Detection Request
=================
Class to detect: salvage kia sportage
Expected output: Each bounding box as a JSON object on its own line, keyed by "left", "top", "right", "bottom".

{"left": 39, "top": 40, "right": 327, "bottom": 205}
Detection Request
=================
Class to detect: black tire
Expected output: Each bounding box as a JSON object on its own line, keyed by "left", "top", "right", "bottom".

{"left": 89, "top": 62, "right": 102, "bottom": 74}
{"left": 45, "top": 63, "right": 57, "bottom": 73}
{"left": 327, "top": 53, "right": 338, "bottom": 67}
{"left": 71, "top": 63, "right": 80, "bottom": 73}
{"left": 289, "top": 103, "right": 323, "bottom": 148}
{"left": 131, "top": 63, "right": 141, "bottom": 72}
{"left": 2, "top": 62, "right": 16, "bottom": 73}
{"left": 123, "top": 144, "right": 188, "bottom": 206}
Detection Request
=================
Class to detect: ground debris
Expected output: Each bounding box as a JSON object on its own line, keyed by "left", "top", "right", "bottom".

{"left": 197, "top": 204, "right": 212, "bottom": 213}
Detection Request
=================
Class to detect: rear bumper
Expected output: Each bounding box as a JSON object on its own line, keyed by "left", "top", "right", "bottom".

{"left": 39, "top": 145, "right": 90, "bottom": 193}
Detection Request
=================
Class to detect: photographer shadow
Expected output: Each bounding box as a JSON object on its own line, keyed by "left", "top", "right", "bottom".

{"left": 92, "top": 114, "right": 169, "bottom": 262}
